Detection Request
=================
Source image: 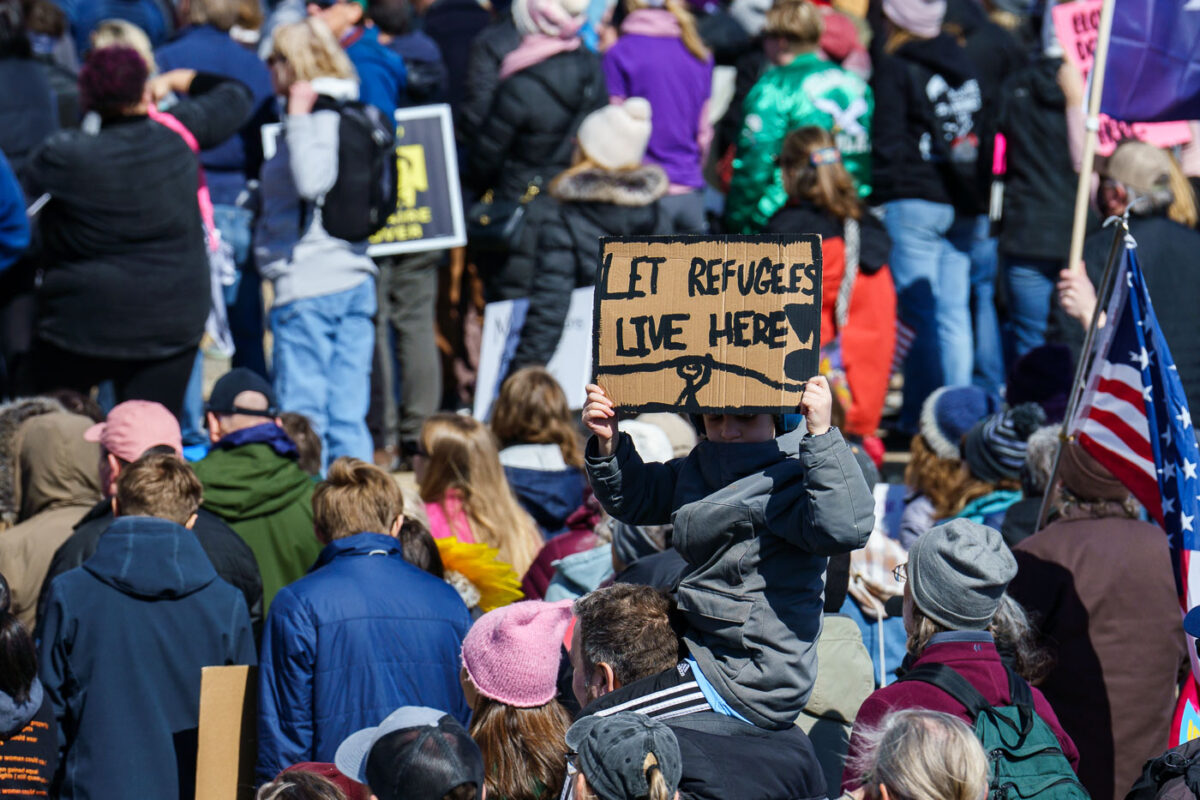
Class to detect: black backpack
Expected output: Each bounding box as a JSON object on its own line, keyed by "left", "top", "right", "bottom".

{"left": 310, "top": 97, "right": 398, "bottom": 243}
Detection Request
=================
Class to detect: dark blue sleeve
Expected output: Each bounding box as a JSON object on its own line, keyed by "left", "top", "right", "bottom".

{"left": 255, "top": 590, "right": 316, "bottom": 785}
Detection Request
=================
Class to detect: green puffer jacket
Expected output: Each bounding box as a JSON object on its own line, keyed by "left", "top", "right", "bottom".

{"left": 725, "top": 53, "right": 873, "bottom": 234}
{"left": 193, "top": 443, "right": 321, "bottom": 612}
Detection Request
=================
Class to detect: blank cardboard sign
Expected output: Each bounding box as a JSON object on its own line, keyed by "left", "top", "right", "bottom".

{"left": 593, "top": 235, "right": 822, "bottom": 414}
{"left": 195, "top": 665, "right": 257, "bottom": 800}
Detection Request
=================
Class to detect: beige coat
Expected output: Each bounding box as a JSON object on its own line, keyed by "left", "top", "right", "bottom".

{"left": 0, "top": 412, "right": 100, "bottom": 629}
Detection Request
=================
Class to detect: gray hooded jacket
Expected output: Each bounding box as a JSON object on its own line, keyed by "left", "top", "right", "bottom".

{"left": 585, "top": 427, "right": 874, "bottom": 729}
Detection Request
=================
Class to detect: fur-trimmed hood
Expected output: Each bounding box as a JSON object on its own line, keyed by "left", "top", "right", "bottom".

{"left": 0, "top": 397, "right": 67, "bottom": 528}
{"left": 549, "top": 164, "right": 669, "bottom": 207}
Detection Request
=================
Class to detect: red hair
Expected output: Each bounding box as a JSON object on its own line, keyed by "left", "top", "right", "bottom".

{"left": 79, "top": 45, "right": 148, "bottom": 119}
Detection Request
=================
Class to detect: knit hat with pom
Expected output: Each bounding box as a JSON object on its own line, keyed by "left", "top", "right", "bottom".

{"left": 461, "top": 600, "right": 574, "bottom": 707}
{"left": 577, "top": 98, "right": 653, "bottom": 170}
{"left": 962, "top": 402, "right": 1047, "bottom": 484}
{"left": 512, "top": 0, "right": 589, "bottom": 38}
{"left": 919, "top": 386, "right": 997, "bottom": 462}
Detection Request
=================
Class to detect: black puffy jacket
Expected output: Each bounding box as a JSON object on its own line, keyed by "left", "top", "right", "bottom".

{"left": 464, "top": 48, "right": 606, "bottom": 202}
{"left": 498, "top": 164, "right": 671, "bottom": 370}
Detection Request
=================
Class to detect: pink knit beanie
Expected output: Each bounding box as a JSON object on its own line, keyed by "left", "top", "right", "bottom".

{"left": 461, "top": 600, "right": 574, "bottom": 708}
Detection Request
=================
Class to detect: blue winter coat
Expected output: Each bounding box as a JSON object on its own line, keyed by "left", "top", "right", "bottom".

{"left": 345, "top": 26, "right": 407, "bottom": 123}
{"left": 38, "top": 516, "right": 257, "bottom": 800}
{"left": 256, "top": 532, "right": 471, "bottom": 783}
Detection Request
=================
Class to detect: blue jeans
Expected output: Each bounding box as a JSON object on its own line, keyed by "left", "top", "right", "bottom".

{"left": 180, "top": 349, "right": 207, "bottom": 447}
{"left": 1002, "top": 255, "right": 1060, "bottom": 362}
{"left": 271, "top": 278, "right": 376, "bottom": 468}
{"left": 962, "top": 214, "right": 1004, "bottom": 401}
{"left": 213, "top": 204, "right": 267, "bottom": 377}
{"left": 884, "top": 199, "right": 973, "bottom": 432}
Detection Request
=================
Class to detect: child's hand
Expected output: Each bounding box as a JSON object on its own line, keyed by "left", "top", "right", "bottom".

{"left": 583, "top": 383, "right": 618, "bottom": 456}
{"left": 800, "top": 376, "right": 832, "bottom": 437}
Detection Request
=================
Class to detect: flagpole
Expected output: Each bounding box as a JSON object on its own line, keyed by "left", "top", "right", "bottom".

{"left": 1066, "top": 0, "right": 1119, "bottom": 275}
{"left": 1035, "top": 218, "right": 1129, "bottom": 531}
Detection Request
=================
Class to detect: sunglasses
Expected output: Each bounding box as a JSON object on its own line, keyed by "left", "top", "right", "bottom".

{"left": 266, "top": 53, "right": 288, "bottom": 67}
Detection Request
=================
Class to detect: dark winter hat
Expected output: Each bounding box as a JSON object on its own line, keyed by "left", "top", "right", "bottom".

{"left": 1006, "top": 344, "right": 1073, "bottom": 424}
{"left": 79, "top": 45, "right": 148, "bottom": 119}
{"left": 908, "top": 518, "right": 1017, "bottom": 630}
{"left": 1059, "top": 440, "right": 1129, "bottom": 502}
{"left": 566, "top": 713, "right": 682, "bottom": 800}
{"left": 919, "top": 386, "right": 997, "bottom": 461}
{"left": 206, "top": 368, "right": 279, "bottom": 417}
{"left": 335, "top": 707, "right": 484, "bottom": 800}
{"left": 962, "top": 403, "right": 1046, "bottom": 484}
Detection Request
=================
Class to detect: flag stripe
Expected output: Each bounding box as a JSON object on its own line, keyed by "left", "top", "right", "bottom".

{"left": 1083, "top": 406, "right": 1155, "bottom": 462}
{"left": 1095, "top": 374, "right": 1147, "bottom": 413}
{"left": 1079, "top": 431, "right": 1163, "bottom": 520}
{"left": 1077, "top": 420, "right": 1156, "bottom": 479}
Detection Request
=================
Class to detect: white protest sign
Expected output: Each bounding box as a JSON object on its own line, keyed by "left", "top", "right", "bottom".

{"left": 473, "top": 287, "right": 594, "bottom": 421}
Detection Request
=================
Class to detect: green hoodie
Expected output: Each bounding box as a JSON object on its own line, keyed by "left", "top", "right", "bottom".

{"left": 193, "top": 443, "right": 321, "bottom": 612}
{"left": 725, "top": 52, "right": 873, "bottom": 234}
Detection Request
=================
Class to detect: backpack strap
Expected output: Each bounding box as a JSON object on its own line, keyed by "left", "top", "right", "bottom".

{"left": 896, "top": 663, "right": 993, "bottom": 719}
{"left": 1004, "top": 665, "right": 1038, "bottom": 738}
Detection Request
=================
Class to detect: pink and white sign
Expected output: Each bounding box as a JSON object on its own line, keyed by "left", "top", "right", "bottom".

{"left": 1053, "top": 0, "right": 1192, "bottom": 156}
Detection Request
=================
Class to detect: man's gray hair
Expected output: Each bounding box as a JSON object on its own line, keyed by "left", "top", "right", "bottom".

{"left": 1021, "top": 425, "right": 1061, "bottom": 496}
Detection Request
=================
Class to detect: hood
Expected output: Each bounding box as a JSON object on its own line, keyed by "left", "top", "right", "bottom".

{"left": 196, "top": 443, "right": 314, "bottom": 521}
{"left": 215, "top": 422, "right": 299, "bottom": 459}
{"left": 895, "top": 33, "right": 977, "bottom": 85}
{"left": 550, "top": 165, "right": 669, "bottom": 207}
{"left": 0, "top": 396, "right": 67, "bottom": 526}
{"left": 311, "top": 531, "right": 405, "bottom": 571}
{"left": 547, "top": 543, "right": 614, "bottom": 599}
{"left": 504, "top": 464, "right": 584, "bottom": 534}
{"left": 311, "top": 76, "right": 360, "bottom": 102}
{"left": 943, "top": 0, "right": 986, "bottom": 38}
{"left": 83, "top": 515, "right": 218, "bottom": 599}
{"left": 692, "top": 427, "right": 803, "bottom": 491}
{"left": 17, "top": 412, "right": 102, "bottom": 520}
{"left": 0, "top": 678, "right": 42, "bottom": 738}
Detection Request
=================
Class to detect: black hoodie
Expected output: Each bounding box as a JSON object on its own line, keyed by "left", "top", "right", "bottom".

{"left": 869, "top": 33, "right": 983, "bottom": 208}
{"left": 996, "top": 57, "right": 1077, "bottom": 261}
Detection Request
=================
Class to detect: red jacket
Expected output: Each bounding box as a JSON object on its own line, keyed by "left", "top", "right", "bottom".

{"left": 842, "top": 637, "right": 1080, "bottom": 790}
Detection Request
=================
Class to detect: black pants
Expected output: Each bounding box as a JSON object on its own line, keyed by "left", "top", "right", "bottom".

{"left": 31, "top": 338, "right": 197, "bottom": 418}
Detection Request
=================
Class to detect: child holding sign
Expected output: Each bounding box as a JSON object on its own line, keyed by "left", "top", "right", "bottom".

{"left": 582, "top": 377, "right": 874, "bottom": 730}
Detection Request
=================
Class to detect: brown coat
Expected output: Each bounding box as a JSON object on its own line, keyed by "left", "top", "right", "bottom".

{"left": 1009, "top": 516, "right": 1187, "bottom": 800}
{"left": 0, "top": 412, "right": 100, "bottom": 629}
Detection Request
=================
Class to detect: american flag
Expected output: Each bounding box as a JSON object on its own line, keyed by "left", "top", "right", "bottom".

{"left": 1068, "top": 244, "right": 1200, "bottom": 744}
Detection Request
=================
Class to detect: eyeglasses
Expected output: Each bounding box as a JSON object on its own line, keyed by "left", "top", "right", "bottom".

{"left": 892, "top": 562, "right": 908, "bottom": 583}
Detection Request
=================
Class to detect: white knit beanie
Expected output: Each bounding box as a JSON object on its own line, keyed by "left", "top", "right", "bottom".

{"left": 577, "top": 97, "right": 653, "bottom": 170}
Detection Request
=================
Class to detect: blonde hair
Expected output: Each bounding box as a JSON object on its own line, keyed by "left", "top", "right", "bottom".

{"left": 779, "top": 126, "right": 862, "bottom": 221}
{"left": 579, "top": 752, "right": 673, "bottom": 800}
{"left": 490, "top": 367, "right": 583, "bottom": 469}
{"left": 763, "top": 0, "right": 823, "bottom": 46}
{"left": 115, "top": 453, "right": 202, "bottom": 525}
{"left": 312, "top": 457, "right": 405, "bottom": 542}
{"left": 625, "top": 0, "right": 709, "bottom": 61}
{"left": 188, "top": 0, "right": 240, "bottom": 31}
{"left": 90, "top": 19, "right": 157, "bottom": 73}
{"left": 271, "top": 18, "right": 356, "bottom": 82}
{"left": 1167, "top": 150, "right": 1199, "bottom": 228}
{"left": 418, "top": 414, "right": 544, "bottom": 575}
{"left": 852, "top": 710, "right": 989, "bottom": 800}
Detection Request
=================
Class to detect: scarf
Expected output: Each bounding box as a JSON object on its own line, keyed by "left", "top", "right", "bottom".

{"left": 620, "top": 8, "right": 682, "bottom": 37}
{"left": 498, "top": 33, "right": 581, "bottom": 80}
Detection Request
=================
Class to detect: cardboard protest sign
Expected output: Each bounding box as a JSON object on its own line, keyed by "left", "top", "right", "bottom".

{"left": 1053, "top": 0, "right": 1192, "bottom": 155}
{"left": 195, "top": 666, "right": 257, "bottom": 800}
{"left": 474, "top": 287, "right": 593, "bottom": 420}
{"left": 593, "top": 236, "right": 822, "bottom": 414}
{"left": 261, "top": 103, "right": 465, "bottom": 256}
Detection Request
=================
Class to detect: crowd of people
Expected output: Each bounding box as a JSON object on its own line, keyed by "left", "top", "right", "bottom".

{"left": 1, "top": 0, "right": 1200, "bottom": 796}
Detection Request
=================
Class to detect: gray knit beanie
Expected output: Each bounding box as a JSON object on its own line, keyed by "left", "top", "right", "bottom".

{"left": 962, "top": 402, "right": 1046, "bottom": 484}
{"left": 908, "top": 519, "right": 1017, "bottom": 630}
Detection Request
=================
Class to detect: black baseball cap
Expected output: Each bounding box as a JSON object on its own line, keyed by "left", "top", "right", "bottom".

{"left": 206, "top": 368, "right": 278, "bottom": 417}
{"left": 566, "top": 713, "right": 682, "bottom": 800}
{"left": 335, "top": 707, "right": 484, "bottom": 800}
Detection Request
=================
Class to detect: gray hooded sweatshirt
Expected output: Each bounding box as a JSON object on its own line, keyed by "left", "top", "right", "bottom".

{"left": 585, "top": 426, "right": 875, "bottom": 730}
{"left": 255, "top": 76, "right": 377, "bottom": 307}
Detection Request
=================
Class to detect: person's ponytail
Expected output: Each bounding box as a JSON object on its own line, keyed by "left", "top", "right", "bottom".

{"left": 664, "top": 0, "right": 710, "bottom": 62}
{"left": 644, "top": 753, "right": 672, "bottom": 800}
{"left": 0, "top": 572, "right": 38, "bottom": 706}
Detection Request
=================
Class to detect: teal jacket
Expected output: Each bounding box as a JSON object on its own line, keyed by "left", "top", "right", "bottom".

{"left": 725, "top": 52, "right": 873, "bottom": 234}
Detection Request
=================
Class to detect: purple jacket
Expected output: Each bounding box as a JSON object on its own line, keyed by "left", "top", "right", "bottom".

{"left": 842, "top": 635, "right": 1081, "bottom": 791}
{"left": 603, "top": 9, "right": 712, "bottom": 189}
